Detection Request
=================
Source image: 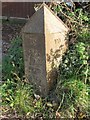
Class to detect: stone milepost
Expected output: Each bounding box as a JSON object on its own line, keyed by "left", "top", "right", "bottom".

{"left": 22, "top": 4, "right": 69, "bottom": 97}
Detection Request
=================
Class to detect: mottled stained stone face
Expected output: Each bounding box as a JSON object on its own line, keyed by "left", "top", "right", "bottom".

{"left": 22, "top": 4, "right": 69, "bottom": 97}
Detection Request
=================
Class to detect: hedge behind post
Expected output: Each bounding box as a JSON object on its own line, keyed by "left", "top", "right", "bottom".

{"left": 22, "top": 4, "right": 69, "bottom": 97}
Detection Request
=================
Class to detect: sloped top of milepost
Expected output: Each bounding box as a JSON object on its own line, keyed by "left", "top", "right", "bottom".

{"left": 22, "top": 3, "right": 69, "bottom": 34}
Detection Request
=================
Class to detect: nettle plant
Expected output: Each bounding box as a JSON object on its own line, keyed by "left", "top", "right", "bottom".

{"left": 59, "top": 41, "right": 89, "bottom": 83}
{"left": 56, "top": 29, "right": 90, "bottom": 118}
{"left": 2, "top": 36, "right": 24, "bottom": 81}
{"left": 55, "top": 5, "right": 90, "bottom": 117}
{"left": 1, "top": 37, "right": 24, "bottom": 106}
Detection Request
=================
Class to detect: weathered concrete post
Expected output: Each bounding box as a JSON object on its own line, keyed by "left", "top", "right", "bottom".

{"left": 22, "top": 4, "right": 69, "bottom": 96}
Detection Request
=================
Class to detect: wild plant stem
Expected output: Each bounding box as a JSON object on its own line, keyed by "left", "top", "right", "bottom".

{"left": 56, "top": 92, "right": 65, "bottom": 112}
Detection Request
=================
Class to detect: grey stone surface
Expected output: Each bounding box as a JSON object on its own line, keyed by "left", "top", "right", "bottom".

{"left": 22, "top": 4, "right": 69, "bottom": 96}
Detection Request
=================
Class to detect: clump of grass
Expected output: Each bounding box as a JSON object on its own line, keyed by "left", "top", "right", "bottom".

{"left": 55, "top": 77, "right": 89, "bottom": 118}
